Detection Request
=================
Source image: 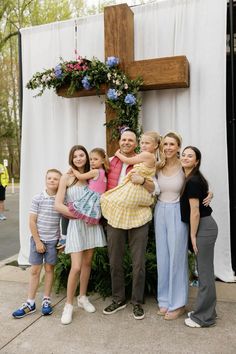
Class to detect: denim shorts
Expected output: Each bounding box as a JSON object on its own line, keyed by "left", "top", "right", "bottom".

{"left": 29, "top": 237, "right": 58, "bottom": 265}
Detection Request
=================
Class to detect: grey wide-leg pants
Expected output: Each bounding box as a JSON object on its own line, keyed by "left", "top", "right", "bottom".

{"left": 107, "top": 222, "right": 149, "bottom": 305}
{"left": 191, "top": 215, "right": 218, "bottom": 327}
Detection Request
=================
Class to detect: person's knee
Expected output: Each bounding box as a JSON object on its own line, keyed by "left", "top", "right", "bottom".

{"left": 44, "top": 264, "right": 54, "bottom": 274}
{"left": 71, "top": 264, "right": 81, "bottom": 275}
{"left": 30, "top": 265, "right": 41, "bottom": 277}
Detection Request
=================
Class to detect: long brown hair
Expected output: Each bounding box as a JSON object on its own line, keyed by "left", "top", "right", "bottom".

{"left": 90, "top": 148, "right": 109, "bottom": 173}
{"left": 181, "top": 146, "right": 209, "bottom": 195}
{"left": 68, "top": 145, "right": 90, "bottom": 186}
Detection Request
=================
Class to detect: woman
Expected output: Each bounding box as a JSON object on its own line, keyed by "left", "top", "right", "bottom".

{"left": 180, "top": 146, "right": 218, "bottom": 328}
{"left": 55, "top": 145, "right": 107, "bottom": 325}
{"left": 154, "top": 132, "right": 188, "bottom": 320}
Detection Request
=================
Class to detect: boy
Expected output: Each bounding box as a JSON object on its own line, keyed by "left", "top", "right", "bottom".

{"left": 12, "top": 169, "right": 62, "bottom": 318}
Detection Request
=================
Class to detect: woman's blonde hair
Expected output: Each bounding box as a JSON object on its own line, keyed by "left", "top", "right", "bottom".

{"left": 163, "top": 131, "right": 182, "bottom": 147}
{"left": 90, "top": 148, "right": 109, "bottom": 173}
{"left": 141, "top": 131, "right": 165, "bottom": 170}
{"left": 158, "top": 131, "right": 183, "bottom": 169}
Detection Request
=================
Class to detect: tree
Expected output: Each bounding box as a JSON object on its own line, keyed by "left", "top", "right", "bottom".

{"left": 0, "top": 0, "right": 151, "bottom": 178}
{"left": 0, "top": 0, "right": 74, "bottom": 178}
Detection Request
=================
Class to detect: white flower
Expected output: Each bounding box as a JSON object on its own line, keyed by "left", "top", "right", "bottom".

{"left": 41, "top": 75, "right": 47, "bottom": 83}
{"left": 107, "top": 73, "right": 111, "bottom": 80}
{"left": 115, "top": 80, "right": 120, "bottom": 85}
{"left": 124, "top": 83, "right": 128, "bottom": 89}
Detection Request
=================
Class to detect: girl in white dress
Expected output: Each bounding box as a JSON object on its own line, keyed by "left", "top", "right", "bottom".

{"left": 55, "top": 145, "right": 106, "bottom": 325}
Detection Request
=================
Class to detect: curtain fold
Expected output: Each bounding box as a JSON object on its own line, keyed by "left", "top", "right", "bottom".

{"left": 19, "top": 0, "right": 234, "bottom": 282}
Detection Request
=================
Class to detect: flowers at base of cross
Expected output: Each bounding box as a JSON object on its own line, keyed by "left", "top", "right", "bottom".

{"left": 107, "top": 88, "right": 118, "bottom": 101}
{"left": 124, "top": 93, "right": 136, "bottom": 106}
{"left": 106, "top": 56, "right": 119, "bottom": 68}
{"left": 54, "top": 65, "right": 62, "bottom": 78}
{"left": 26, "top": 55, "right": 143, "bottom": 140}
{"left": 81, "top": 75, "right": 91, "bottom": 90}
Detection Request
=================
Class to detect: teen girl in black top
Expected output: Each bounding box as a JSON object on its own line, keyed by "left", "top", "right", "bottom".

{"left": 180, "top": 146, "right": 218, "bottom": 328}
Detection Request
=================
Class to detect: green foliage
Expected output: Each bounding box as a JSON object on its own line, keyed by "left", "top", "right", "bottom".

{"left": 54, "top": 222, "right": 157, "bottom": 299}
{"left": 26, "top": 56, "right": 143, "bottom": 140}
{"left": 188, "top": 251, "right": 197, "bottom": 281}
{"left": 54, "top": 221, "right": 196, "bottom": 299}
{"left": 54, "top": 252, "right": 71, "bottom": 294}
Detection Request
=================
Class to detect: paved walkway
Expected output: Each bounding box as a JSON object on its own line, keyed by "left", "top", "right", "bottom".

{"left": 0, "top": 258, "right": 236, "bottom": 354}
{"left": 0, "top": 185, "right": 20, "bottom": 261}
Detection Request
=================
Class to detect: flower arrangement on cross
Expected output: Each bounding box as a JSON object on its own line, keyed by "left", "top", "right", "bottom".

{"left": 26, "top": 55, "right": 143, "bottom": 140}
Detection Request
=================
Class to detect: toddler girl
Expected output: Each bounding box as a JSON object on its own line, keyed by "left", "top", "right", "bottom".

{"left": 56, "top": 148, "right": 109, "bottom": 249}
{"left": 101, "top": 131, "right": 164, "bottom": 229}
{"left": 68, "top": 147, "right": 109, "bottom": 223}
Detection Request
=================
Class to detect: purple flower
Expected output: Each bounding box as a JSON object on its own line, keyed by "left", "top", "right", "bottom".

{"left": 54, "top": 65, "right": 62, "bottom": 78}
{"left": 124, "top": 94, "right": 136, "bottom": 106}
{"left": 107, "top": 88, "right": 118, "bottom": 101}
{"left": 106, "top": 56, "right": 119, "bottom": 68}
{"left": 82, "top": 76, "right": 91, "bottom": 90}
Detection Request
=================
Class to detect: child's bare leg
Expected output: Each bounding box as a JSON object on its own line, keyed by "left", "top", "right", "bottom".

{"left": 79, "top": 249, "right": 94, "bottom": 296}
{"left": 66, "top": 252, "right": 83, "bottom": 304}
{"left": 43, "top": 263, "right": 54, "bottom": 298}
{"left": 28, "top": 264, "right": 42, "bottom": 299}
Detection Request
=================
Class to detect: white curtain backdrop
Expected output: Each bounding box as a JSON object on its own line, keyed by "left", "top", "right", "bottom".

{"left": 19, "top": 0, "right": 235, "bottom": 282}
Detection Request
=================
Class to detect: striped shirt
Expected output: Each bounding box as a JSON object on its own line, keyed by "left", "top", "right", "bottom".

{"left": 30, "top": 191, "right": 61, "bottom": 241}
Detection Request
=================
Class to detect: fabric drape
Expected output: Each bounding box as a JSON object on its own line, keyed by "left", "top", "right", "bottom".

{"left": 19, "top": 0, "right": 234, "bottom": 282}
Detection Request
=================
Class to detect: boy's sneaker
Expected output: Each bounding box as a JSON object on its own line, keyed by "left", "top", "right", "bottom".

{"left": 56, "top": 239, "right": 66, "bottom": 250}
{"left": 41, "top": 298, "right": 53, "bottom": 316}
{"left": 103, "top": 300, "right": 126, "bottom": 315}
{"left": 61, "top": 303, "right": 73, "bottom": 325}
{"left": 133, "top": 304, "right": 145, "bottom": 320}
{"left": 12, "top": 302, "right": 36, "bottom": 318}
{"left": 0, "top": 214, "right": 7, "bottom": 221}
{"left": 77, "top": 295, "right": 96, "bottom": 313}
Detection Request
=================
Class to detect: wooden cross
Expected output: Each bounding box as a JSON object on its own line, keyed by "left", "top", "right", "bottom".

{"left": 58, "top": 3, "right": 189, "bottom": 156}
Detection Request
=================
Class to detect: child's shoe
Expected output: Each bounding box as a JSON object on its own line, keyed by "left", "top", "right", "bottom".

{"left": 0, "top": 214, "right": 7, "bottom": 221}
{"left": 77, "top": 295, "right": 96, "bottom": 313}
{"left": 12, "top": 302, "right": 36, "bottom": 318}
{"left": 56, "top": 238, "right": 66, "bottom": 250}
{"left": 61, "top": 303, "right": 73, "bottom": 325}
{"left": 41, "top": 298, "right": 53, "bottom": 316}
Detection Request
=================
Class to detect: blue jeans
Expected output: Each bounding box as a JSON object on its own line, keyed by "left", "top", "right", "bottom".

{"left": 154, "top": 201, "right": 188, "bottom": 311}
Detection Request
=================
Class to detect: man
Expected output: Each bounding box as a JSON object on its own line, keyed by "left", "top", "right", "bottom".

{"left": 103, "top": 129, "right": 155, "bottom": 320}
{"left": 0, "top": 162, "right": 9, "bottom": 221}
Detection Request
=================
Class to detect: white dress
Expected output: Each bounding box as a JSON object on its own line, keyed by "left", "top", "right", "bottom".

{"left": 65, "top": 184, "right": 107, "bottom": 254}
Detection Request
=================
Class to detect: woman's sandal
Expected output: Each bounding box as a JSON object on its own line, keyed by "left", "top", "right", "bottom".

{"left": 164, "top": 307, "right": 186, "bottom": 320}
{"left": 157, "top": 307, "right": 168, "bottom": 316}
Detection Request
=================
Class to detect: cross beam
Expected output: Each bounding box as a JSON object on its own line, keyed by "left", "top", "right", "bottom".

{"left": 57, "top": 3, "right": 189, "bottom": 156}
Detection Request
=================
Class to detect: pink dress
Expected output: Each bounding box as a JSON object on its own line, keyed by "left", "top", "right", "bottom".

{"left": 68, "top": 168, "right": 107, "bottom": 224}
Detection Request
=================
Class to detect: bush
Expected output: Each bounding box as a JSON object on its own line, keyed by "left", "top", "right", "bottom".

{"left": 54, "top": 221, "right": 196, "bottom": 298}
{"left": 54, "top": 221, "right": 157, "bottom": 298}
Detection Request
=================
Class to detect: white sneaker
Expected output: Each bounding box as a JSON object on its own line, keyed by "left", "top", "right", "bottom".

{"left": 0, "top": 214, "right": 6, "bottom": 221}
{"left": 77, "top": 295, "right": 96, "bottom": 313}
{"left": 61, "top": 303, "right": 73, "bottom": 325}
{"left": 185, "top": 317, "right": 201, "bottom": 328}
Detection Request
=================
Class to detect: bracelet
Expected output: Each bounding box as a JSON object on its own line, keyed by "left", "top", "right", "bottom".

{"left": 141, "top": 177, "right": 146, "bottom": 185}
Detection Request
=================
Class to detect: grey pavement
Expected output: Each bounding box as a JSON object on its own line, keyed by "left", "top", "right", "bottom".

{"left": 0, "top": 185, "right": 236, "bottom": 353}
{"left": 0, "top": 261, "right": 236, "bottom": 354}
{"left": 0, "top": 185, "right": 20, "bottom": 261}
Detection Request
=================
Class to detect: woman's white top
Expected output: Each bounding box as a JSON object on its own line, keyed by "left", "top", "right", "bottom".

{"left": 157, "top": 168, "right": 185, "bottom": 203}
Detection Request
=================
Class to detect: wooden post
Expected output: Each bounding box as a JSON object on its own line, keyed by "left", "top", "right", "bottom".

{"left": 104, "top": 4, "right": 134, "bottom": 156}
